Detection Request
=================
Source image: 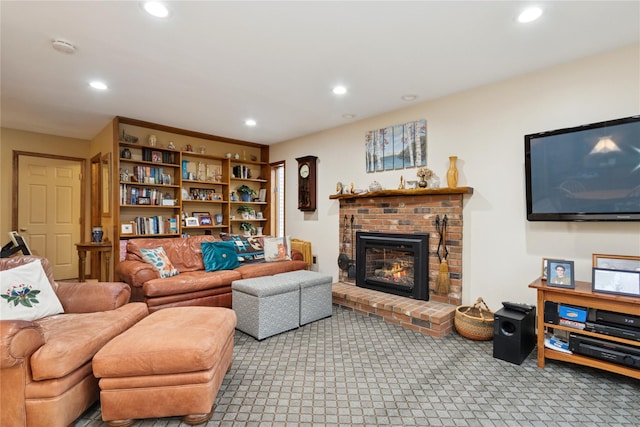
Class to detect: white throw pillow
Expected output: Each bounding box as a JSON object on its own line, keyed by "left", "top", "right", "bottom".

{"left": 0, "top": 261, "right": 64, "bottom": 321}
{"left": 263, "top": 236, "right": 292, "bottom": 262}
{"left": 139, "top": 247, "right": 180, "bottom": 278}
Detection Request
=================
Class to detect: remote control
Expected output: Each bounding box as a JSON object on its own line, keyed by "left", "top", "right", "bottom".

{"left": 502, "top": 301, "right": 534, "bottom": 313}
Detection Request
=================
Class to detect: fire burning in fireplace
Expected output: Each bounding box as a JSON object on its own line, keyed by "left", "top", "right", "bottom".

{"left": 374, "top": 258, "right": 413, "bottom": 285}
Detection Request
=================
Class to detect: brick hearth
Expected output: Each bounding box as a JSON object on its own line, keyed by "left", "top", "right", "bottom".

{"left": 332, "top": 282, "right": 456, "bottom": 338}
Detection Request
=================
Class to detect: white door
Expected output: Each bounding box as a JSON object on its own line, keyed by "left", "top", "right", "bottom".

{"left": 18, "top": 156, "right": 82, "bottom": 280}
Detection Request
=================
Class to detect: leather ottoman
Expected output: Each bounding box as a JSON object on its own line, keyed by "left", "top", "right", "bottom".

{"left": 92, "top": 307, "right": 236, "bottom": 426}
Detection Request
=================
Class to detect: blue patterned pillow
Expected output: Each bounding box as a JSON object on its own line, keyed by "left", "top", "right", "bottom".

{"left": 219, "top": 233, "right": 265, "bottom": 263}
{"left": 201, "top": 241, "right": 240, "bottom": 272}
{"left": 139, "top": 247, "right": 179, "bottom": 278}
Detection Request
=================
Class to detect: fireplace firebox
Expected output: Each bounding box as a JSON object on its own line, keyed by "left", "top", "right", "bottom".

{"left": 355, "top": 232, "right": 429, "bottom": 301}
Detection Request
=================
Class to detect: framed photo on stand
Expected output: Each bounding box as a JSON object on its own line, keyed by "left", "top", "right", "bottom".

{"left": 546, "top": 259, "right": 575, "bottom": 288}
{"left": 592, "top": 268, "right": 640, "bottom": 297}
{"left": 185, "top": 217, "right": 199, "bottom": 227}
{"left": 541, "top": 257, "right": 565, "bottom": 280}
{"left": 592, "top": 254, "right": 640, "bottom": 272}
{"left": 120, "top": 223, "right": 134, "bottom": 235}
{"left": 8, "top": 231, "right": 32, "bottom": 256}
{"left": 198, "top": 215, "right": 213, "bottom": 226}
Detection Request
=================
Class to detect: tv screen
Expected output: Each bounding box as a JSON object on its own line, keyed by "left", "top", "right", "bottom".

{"left": 525, "top": 115, "right": 640, "bottom": 221}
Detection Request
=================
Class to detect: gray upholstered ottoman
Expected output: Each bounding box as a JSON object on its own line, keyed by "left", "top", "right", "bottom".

{"left": 275, "top": 270, "right": 333, "bottom": 325}
{"left": 232, "top": 276, "right": 300, "bottom": 340}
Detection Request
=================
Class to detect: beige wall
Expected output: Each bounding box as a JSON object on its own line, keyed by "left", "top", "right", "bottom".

{"left": 0, "top": 128, "right": 93, "bottom": 246}
{"left": 271, "top": 43, "right": 640, "bottom": 308}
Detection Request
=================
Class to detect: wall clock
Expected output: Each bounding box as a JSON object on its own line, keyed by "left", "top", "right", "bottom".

{"left": 296, "top": 155, "right": 317, "bottom": 211}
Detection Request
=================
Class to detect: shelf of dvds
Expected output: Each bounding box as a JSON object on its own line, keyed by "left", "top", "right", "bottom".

{"left": 528, "top": 277, "right": 640, "bottom": 379}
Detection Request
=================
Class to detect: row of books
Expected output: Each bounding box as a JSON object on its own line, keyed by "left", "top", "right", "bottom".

{"left": 141, "top": 148, "right": 176, "bottom": 164}
{"left": 232, "top": 165, "right": 252, "bottom": 179}
{"left": 126, "top": 215, "right": 179, "bottom": 236}
{"left": 130, "top": 166, "right": 172, "bottom": 185}
{"left": 120, "top": 184, "right": 174, "bottom": 206}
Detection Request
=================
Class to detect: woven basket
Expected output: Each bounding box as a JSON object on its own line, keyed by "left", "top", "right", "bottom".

{"left": 454, "top": 297, "right": 494, "bottom": 341}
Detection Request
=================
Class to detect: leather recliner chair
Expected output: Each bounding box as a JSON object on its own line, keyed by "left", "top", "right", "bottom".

{"left": 0, "top": 255, "right": 148, "bottom": 427}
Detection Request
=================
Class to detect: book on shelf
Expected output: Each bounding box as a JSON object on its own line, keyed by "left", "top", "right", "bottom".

{"left": 130, "top": 215, "right": 180, "bottom": 235}
{"left": 232, "top": 165, "right": 251, "bottom": 179}
{"left": 131, "top": 165, "right": 169, "bottom": 185}
{"left": 140, "top": 147, "right": 176, "bottom": 164}
{"left": 120, "top": 184, "right": 174, "bottom": 206}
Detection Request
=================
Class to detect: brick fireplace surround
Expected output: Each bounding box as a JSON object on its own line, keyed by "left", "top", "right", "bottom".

{"left": 329, "top": 187, "right": 473, "bottom": 337}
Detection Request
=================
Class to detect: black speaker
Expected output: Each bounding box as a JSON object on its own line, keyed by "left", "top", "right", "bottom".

{"left": 544, "top": 301, "right": 558, "bottom": 324}
{"left": 493, "top": 307, "right": 536, "bottom": 365}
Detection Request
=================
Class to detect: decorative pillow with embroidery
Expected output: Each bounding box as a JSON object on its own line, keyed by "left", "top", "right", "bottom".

{"left": 263, "top": 236, "right": 292, "bottom": 262}
{"left": 0, "top": 261, "right": 64, "bottom": 321}
{"left": 219, "top": 233, "right": 265, "bottom": 263}
{"left": 201, "top": 241, "right": 240, "bottom": 272}
{"left": 139, "top": 247, "right": 179, "bottom": 278}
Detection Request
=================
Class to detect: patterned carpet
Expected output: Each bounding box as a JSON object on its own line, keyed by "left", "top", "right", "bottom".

{"left": 77, "top": 306, "right": 640, "bottom": 426}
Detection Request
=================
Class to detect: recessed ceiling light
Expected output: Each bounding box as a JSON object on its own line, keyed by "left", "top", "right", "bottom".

{"left": 342, "top": 114, "right": 356, "bottom": 119}
{"left": 143, "top": 1, "right": 169, "bottom": 18}
{"left": 245, "top": 119, "right": 257, "bottom": 127}
{"left": 401, "top": 94, "right": 418, "bottom": 101}
{"left": 89, "top": 81, "right": 108, "bottom": 90}
{"left": 518, "top": 7, "right": 543, "bottom": 23}
{"left": 332, "top": 86, "right": 347, "bottom": 95}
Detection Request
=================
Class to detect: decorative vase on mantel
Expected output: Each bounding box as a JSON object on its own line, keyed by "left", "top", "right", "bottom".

{"left": 447, "top": 156, "right": 459, "bottom": 188}
{"left": 418, "top": 178, "right": 428, "bottom": 188}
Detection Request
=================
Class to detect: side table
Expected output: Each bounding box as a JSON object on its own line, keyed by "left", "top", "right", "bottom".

{"left": 75, "top": 242, "right": 112, "bottom": 282}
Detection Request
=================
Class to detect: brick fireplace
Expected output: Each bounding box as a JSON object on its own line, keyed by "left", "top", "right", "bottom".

{"left": 330, "top": 187, "right": 473, "bottom": 337}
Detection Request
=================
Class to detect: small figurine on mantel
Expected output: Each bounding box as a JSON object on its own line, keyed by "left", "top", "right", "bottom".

{"left": 369, "top": 181, "right": 382, "bottom": 192}
{"left": 416, "top": 167, "right": 434, "bottom": 188}
{"left": 398, "top": 175, "right": 405, "bottom": 190}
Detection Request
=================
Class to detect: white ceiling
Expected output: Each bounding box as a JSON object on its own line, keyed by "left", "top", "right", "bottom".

{"left": 1, "top": 1, "right": 639, "bottom": 145}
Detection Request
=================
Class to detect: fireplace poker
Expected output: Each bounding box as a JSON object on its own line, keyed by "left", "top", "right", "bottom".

{"left": 338, "top": 215, "right": 351, "bottom": 272}
{"left": 435, "top": 215, "right": 451, "bottom": 294}
{"left": 348, "top": 215, "right": 356, "bottom": 279}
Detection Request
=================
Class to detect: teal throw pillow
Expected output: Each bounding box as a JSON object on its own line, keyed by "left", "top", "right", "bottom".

{"left": 201, "top": 241, "right": 240, "bottom": 272}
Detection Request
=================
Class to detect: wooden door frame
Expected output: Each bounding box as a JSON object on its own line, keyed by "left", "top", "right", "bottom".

{"left": 90, "top": 153, "right": 102, "bottom": 279}
{"left": 12, "top": 150, "right": 87, "bottom": 245}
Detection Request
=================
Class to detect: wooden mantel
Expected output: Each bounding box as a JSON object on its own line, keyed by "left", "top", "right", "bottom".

{"left": 329, "top": 186, "right": 473, "bottom": 200}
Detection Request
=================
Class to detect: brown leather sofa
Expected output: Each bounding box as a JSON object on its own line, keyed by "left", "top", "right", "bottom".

{"left": 0, "top": 255, "right": 149, "bottom": 427}
{"left": 116, "top": 235, "right": 308, "bottom": 312}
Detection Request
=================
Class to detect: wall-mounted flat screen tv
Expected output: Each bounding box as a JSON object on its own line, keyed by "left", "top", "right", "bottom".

{"left": 525, "top": 115, "right": 640, "bottom": 221}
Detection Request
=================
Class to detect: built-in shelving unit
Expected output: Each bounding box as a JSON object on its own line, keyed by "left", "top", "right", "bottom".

{"left": 112, "top": 116, "right": 271, "bottom": 262}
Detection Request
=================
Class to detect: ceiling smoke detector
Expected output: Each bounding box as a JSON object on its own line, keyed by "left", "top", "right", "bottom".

{"left": 52, "top": 39, "right": 76, "bottom": 54}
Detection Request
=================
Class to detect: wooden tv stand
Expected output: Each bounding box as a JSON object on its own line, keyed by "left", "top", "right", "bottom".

{"left": 528, "top": 277, "right": 640, "bottom": 379}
